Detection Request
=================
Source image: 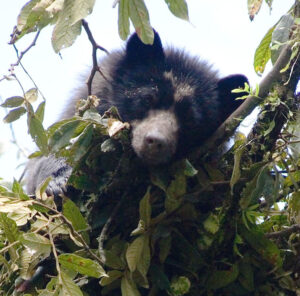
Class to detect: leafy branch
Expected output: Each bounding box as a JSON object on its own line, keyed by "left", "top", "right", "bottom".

{"left": 195, "top": 43, "right": 294, "bottom": 159}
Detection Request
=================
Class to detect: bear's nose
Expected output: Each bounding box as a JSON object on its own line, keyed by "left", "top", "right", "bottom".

{"left": 144, "top": 132, "right": 167, "bottom": 153}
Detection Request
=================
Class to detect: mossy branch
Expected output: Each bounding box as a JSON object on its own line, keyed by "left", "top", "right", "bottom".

{"left": 193, "top": 44, "right": 293, "bottom": 159}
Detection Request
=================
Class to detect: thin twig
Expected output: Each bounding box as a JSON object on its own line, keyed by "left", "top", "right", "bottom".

{"left": 81, "top": 19, "right": 109, "bottom": 95}
{"left": 34, "top": 200, "right": 104, "bottom": 265}
{"left": 11, "top": 31, "right": 41, "bottom": 68}
{"left": 48, "top": 226, "right": 62, "bottom": 284}
{"left": 11, "top": 31, "right": 46, "bottom": 101}
{"left": 0, "top": 241, "right": 19, "bottom": 254}
{"left": 98, "top": 195, "right": 125, "bottom": 263}
{"left": 0, "top": 95, "right": 29, "bottom": 158}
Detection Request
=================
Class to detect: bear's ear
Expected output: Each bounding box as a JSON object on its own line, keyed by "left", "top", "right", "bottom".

{"left": 125, "top": 30, "right": 165, "bottom": 65}
{"left": 217, "top": 74, "right": 249, "bottom": 120}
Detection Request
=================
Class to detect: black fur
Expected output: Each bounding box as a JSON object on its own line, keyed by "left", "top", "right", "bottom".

{"left": 26, "top": 30, "right": 248, "bottom": 195}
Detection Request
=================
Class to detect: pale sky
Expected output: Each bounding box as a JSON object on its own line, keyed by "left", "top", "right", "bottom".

{"left": 0, "top": 0, "right": 295, "bottom": 182}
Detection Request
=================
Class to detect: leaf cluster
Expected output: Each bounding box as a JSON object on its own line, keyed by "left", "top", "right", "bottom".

{"left": 11, "top": 0, "right": 189, "bottom": 52}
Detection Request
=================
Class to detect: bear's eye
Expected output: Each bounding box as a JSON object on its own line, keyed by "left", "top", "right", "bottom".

{"left": 142, "top": 94, "right": 156, "bottom": 107}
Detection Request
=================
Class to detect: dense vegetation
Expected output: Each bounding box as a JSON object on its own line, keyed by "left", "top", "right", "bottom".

{"left": 0, "top": 0, "right": 300, "bottom": 295}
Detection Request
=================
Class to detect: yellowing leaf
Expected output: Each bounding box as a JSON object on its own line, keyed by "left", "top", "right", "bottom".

{"left": 107, "top": 119, "right": 129, "bottom": 137}
{"left": 248, "top": 0, "right": 263, "bottom": 21}
{"left": 17, "top": 0, "right": 40, "bottom": 31}
{"left": 52, "top": 0, "right": 82, "bottom": 52}
{"left": 59, "top": 253, "right": 106, "bottom": 278}
{"left": 33, "top": 0, "right": 55, "bottom": 12}
{"left": 46, "top": 0, "right": 65, "bottom": 16}
{"left": 25, "top": 88, "right": 38, "bottom": 103}
{"left": 70, "top": 0, "right": 96, "bottom": 25}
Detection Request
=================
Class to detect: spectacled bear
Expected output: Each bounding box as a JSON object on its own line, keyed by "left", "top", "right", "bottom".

{"left": 26, "top": 30, "right": 248, "bottom": 195}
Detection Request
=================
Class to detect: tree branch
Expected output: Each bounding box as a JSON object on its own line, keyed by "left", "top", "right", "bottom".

{"left": 11, "top": 31, "right": 41, "bottom": 68}
{"left": 82, "top": 19, "right": 109, "bottom": 96}
{"left": 192, "top": 44, "right": 292, "bottom": 159}
{"left": 265, "top": 224, "right": 300, "bottom": 239}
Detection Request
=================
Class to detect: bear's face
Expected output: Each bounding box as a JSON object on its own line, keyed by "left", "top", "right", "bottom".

{"left": 94, "top": 31, "right": 248, "bottom": 165}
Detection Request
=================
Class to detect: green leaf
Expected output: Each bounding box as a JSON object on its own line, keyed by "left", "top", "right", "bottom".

{"left": 3, "top": 107, "right": 26, "bottom": 123}
{"left": 35, "top": 101, "right": 46, "bottom": 123}
{"left": 240, "top": 226, "right": 282, "bottom": 267}
{"left": 165, "top": 171, "right": 186, "bottom": 212}
{"left": 1, "top": 96, "right": 24, "bottom": 108}
{"left": 52, "top": 0, "right": 82, "bottom": 53}
{"left": 59, "top": 253, "right": 106, "bottom": 278}
{"left": 164, "top": 0, "right": 189, "bottom": 21}
{"left": 136, "top": 235, "right": 150, "bottom": 282}
{"left": 139, "top": 188, "right": 151, "bottom": 229}
{"left": 70, "top": 123, "right": 93, "bottom": 162}
{"left": 48, "top": 117, "right": 83, "bottom": 137}
{"left": 126, "top": 235, "right": 147, "bottom": 272}
{"left": 203, "top": 214, "right": 219, "bottom": 234}
{"left": 263, "top": 119, "right": 275, "bottom": 136}
{"left": 230, "top": 133, "right": 246, "bottom": 192}
{"left": 0, "top": 214, "right": 19, "bottom": 261}
{"left": 12, "top": 179, "right": 29, "bottom": 200}
{"left": 17, "top": 0, "right": 40, "bottom": 32}
{"left": 206, "top": 264, "right": 239, "bottom": 290}
{"left": 0, "top": 213, "right": 20, "bottom": 245}
{"left": 35, "top": 176, "right": 52, "bottom": 199}
{"left": 103, "top": 250, "right": 126, "bottom": 270}
{"left": 28, "top": 115, "right": 49, "bottom": 154}
{"left": 20, "top": 233, "right": 51, "bottom": 255}
{"left": 100, "top": 270, "right": 123, "bottom": 286}
{"left": 184, "top": 159, "right": 198, "bottom": 177}
{"left": 121, "top": 271, "right": 141, "bottom": 296}
{"left": 129, "top": 0, "right": 154, "bottom": 45}
{"left": 118, "top": 0, "right": 130, "bottom": 40}
{"left": 240, "top": 164, "right": 269, "bottom": 209}
{"left": 60, "top": 270, "right": 84, "bottom": 296}
{"left": 159, "top": 235, "right": 171, "bottom": 263}
{"left": 63, "top": 199, "right": 90, "bottom": 244}
{"left": 239, "top": 260, "right": 254, "bottom": 291}
{"left": 170, "top": 276, "right": 191, "bottom": 296}
{"left": 48, "top": 119, "right": 82, "bottom": 152}
{"left": 149, "top": 264, "right": 171, "bottom": 291}
{"left": 16, "top": 0, "right": 54, "bottom": 41}
{"left": 25, "top": 88, "right": 38, "bottom": 103}
{"left": 70, "top": 0, "right": 96, "bottom": 25}
{"left": 254, "top": 25, "right": 275, "bottom": 75}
